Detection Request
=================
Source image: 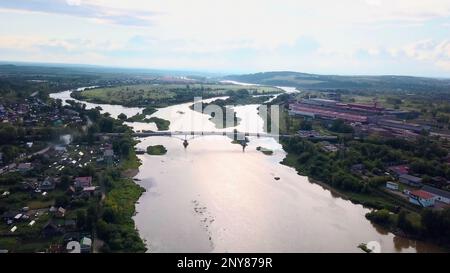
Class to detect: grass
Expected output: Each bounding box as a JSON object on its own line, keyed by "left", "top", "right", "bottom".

{"left": 75, "top": 83, "right": 282, "bottom": 107}
{"left": 146, "top": 145, "right": 167, "bottom": 156}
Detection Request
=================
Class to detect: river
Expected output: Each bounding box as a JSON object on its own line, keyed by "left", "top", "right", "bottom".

{"left": 50, "top": 87, "right": 444, "bottom": 253}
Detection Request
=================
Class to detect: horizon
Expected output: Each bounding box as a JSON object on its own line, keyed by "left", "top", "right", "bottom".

{"left": 0, "top": 1, "right": 449, "bottom": 78}
{"left": 1, "top": 60, "right": 450, "bottom": 80}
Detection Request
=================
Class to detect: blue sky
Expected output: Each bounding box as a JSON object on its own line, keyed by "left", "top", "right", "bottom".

{"left": 0, "top": 0, "right": 450, "bottom": 77}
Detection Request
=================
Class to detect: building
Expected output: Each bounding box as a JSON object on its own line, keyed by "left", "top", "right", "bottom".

{"left": 409, "top": 190, "right": 435, "bottom": 207}
{"left": 39, "top": 177, "right": 56, "bottom": 191}
{"left": 399, "top": 174, "right": 423, "bottom": 187}
{"left": 388, "top": 165, "right": 410, "bottom": 177}
{"left": 18, "top": 163, "right": 32, "bottom": 173}
{"left": 422, "top": 185, "right": 450, "bottom": 204}
{"left": 74, "top": 177, "right": 92, "bottom": 189}
{"left": 56, "top": 207, "right": 66, "bottom": 218}
{"left": 377, "top": 119, "right": 430, "bottom": 133}
{"left": 289, "top": 102, "right": 368, "bottom": 123}
{"left": 386, "top": 182, "right": 399, "bottom": 191}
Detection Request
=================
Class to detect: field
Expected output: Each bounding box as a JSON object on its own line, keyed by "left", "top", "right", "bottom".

{"left": 74, "top": 83, "right": 282, "bottom": 107}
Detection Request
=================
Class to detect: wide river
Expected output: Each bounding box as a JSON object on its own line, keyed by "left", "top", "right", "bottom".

{"left": 50, "top": 87, "right": 444, "bottom": 253}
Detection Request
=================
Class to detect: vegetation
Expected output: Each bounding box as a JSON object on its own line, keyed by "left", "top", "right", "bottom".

{"left": 225, "top": 71, "right": 450, "bottom": 96}
{"left": 126, "top": 114, "right": 170, "bottom": 131}
{"left": 146, "top": 145, "right": 167, "bottom": 156}
{"left": 72, "top": 83, "right": 281, "bottom": 107}
{"left": 256, "top": 146, "right": 274, "bottom": 155}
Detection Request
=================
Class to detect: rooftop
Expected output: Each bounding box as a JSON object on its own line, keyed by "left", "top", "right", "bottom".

{"left": 411, "top": 190, "right": 435, "bottom": 200}
{"left": 422, "top": 185, "right": 450, "bottom": 199}
{"left": 399, "top": 174, "right": 422, "bottom": 183}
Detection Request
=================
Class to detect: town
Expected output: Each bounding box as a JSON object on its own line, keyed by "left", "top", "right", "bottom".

{"left": 287, "top": 95, "right": 450, "bottom": 210}
{"left": 0, "top": 86, "right": 146, "bottom": 253}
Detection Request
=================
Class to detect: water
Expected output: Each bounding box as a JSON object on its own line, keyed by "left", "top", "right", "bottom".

{"left": 50, "top": 87, "right": 444, "bottom": 253}
{"left": 50, "top": 88, "right": 144, "bottom": 119}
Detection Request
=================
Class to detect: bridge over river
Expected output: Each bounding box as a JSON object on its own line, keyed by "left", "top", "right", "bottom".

{"left": 95, "top": 131, "right": 338, "bottom": 150}
{"left": 96, "top": 131, "right": 296, "bottom": 151}
{"left": 97, "top": 131, "right": 294, "bottom": 138}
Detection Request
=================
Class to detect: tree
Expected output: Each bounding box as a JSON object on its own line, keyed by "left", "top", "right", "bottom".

{"left": 59, "top": 175, "right": 71, "bottom": 189}
{"left": 299, "top": 119, "right": 313, "bottom": 131}
{"left": 55, "top": 195, "right": 69, "bottom": 207}
{"left": 117, "top": 113, "right": 127, "bottom": 121}
{"left": 329, "top": 119, "right": 354, "bottom": 134}
{"left": 77, "top": 210, "right": 87, "bottom": 229}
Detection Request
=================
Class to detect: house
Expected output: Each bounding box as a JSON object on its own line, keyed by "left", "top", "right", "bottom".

{"left": 388, "top": 165, "right": 409, "bottom": 177}
{"left": 422, "top": 186, "right": 450, "bottom": 204}
{"left": 56, "top": 207, "right": 66, "bottom": 218}
{"left": 18, "top": 163, "right": 32, "bottom": 173}
{"left": 39, "top": 177, "right": 56, "bottom": 191}
{"left": 409, "top": 190, "right": 435, "bottom": 207}
{"left": 81, "top": 186, "right": 98, "bottom": 197}
{"left": 74, "top": 177, "right": 92, "bottom": 189}
{"left": 399, "top": 174, "right": 423, "bottom": 187}
{"left": 42, "top": 220, "right": 64, "bottom": 237}
{"left": 386, "top": 182, "right": 399, "bottom": 191}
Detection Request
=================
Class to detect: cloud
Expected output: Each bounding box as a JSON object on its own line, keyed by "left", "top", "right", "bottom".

{"left": 66, "top": 0, "right": 81, "bottom": 6}
{"left": 0, "top": 0, "right": 155, "bottom": 27}
{"left": 401, "top": 39, "right": 450, "bottom": 69}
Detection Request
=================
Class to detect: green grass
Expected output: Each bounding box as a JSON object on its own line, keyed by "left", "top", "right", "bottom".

{"left": 75, "top": 83, "right": 282, "bottom": 107}
{"left": 146, "top": 145, "right": 167, "bottom": 156}
{"left": 121, "top": 153, "right": 142, "bottom": 170}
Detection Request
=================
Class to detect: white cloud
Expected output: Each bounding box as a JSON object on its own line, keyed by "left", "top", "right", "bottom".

{"left": 66, "top": 0, "right": 82, "bottom": 6}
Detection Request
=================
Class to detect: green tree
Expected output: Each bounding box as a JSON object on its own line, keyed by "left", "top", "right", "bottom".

{"left": 77, "top": 210, "right": 87, "bottom": 229}
{"left": 117, "top": 113, "right": 127, "bottom": 121}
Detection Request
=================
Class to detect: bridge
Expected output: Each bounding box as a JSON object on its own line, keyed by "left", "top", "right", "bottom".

{"left": 96, "top": 131, "right": 294, "bottom": 151}
{"left": 97, "top": 131, "right": 294, "bottom": 138}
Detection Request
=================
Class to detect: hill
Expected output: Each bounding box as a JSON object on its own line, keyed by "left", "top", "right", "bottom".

{"left": 223, "top": 71, "right": 450, "bottom": 94}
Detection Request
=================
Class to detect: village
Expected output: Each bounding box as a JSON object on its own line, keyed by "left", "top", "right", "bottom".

{"left": 0, "top": 93, "right": 140, "bottom": 253}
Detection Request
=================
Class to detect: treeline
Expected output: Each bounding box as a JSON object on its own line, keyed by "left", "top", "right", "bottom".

{"left": 367, "top": 208, "right": 450, "bottom": 246}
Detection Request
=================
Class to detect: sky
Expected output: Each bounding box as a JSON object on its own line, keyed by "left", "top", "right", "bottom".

{"left": 0, "top": 0, "right": 450, "bottom": 77}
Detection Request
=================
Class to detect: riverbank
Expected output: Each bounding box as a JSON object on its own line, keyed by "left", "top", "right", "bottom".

{"left": 98, "top": 150, "right": 147, "bottom": 253}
